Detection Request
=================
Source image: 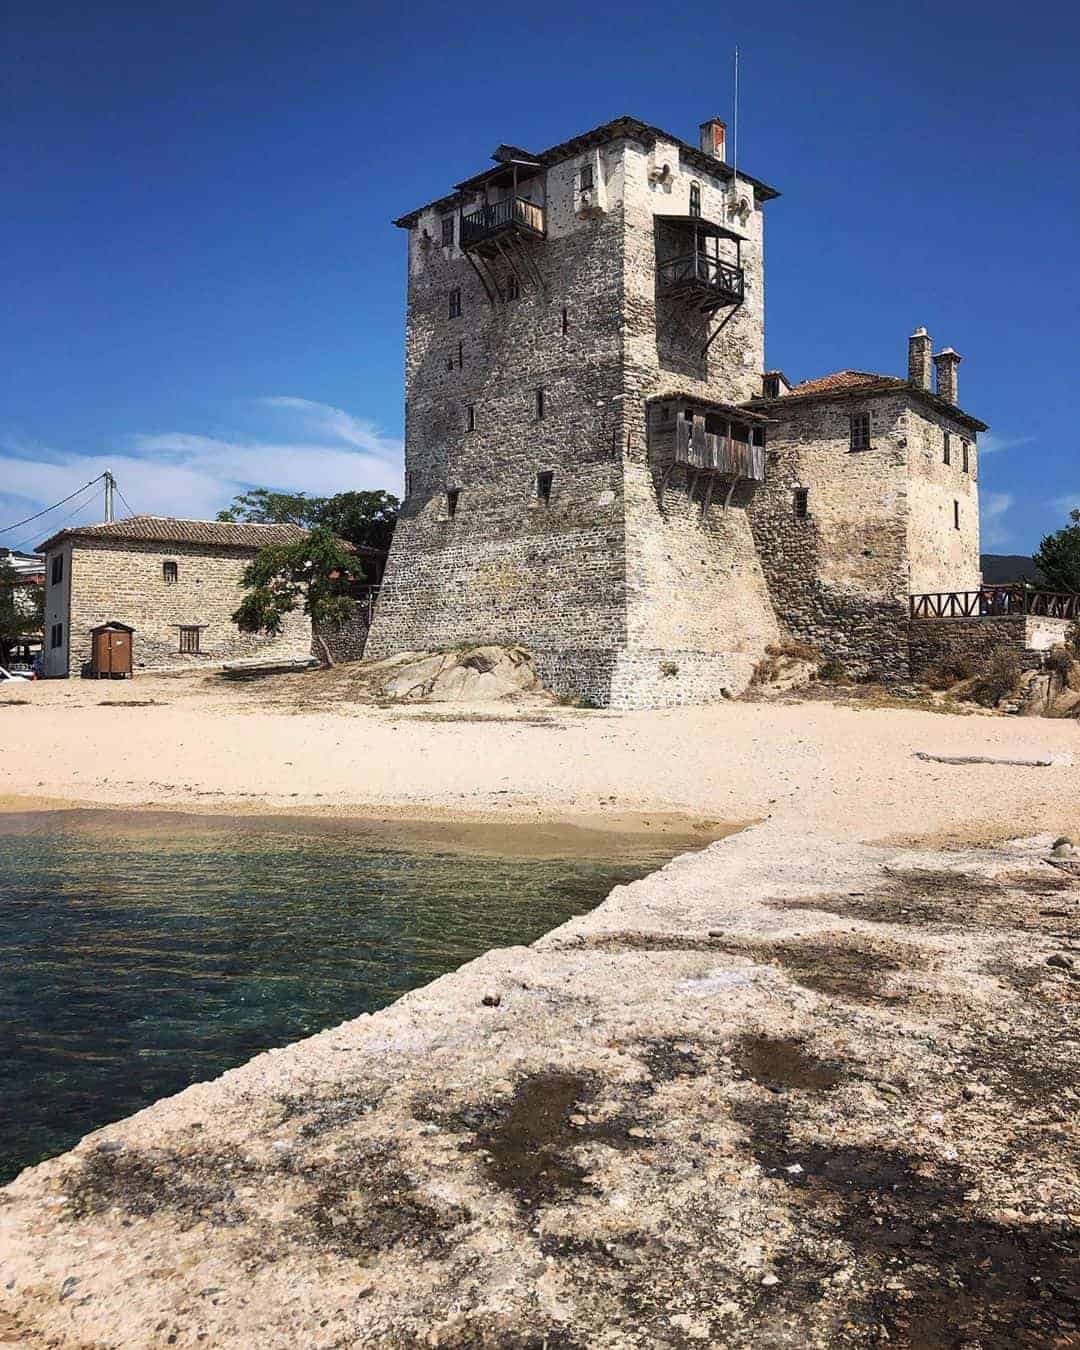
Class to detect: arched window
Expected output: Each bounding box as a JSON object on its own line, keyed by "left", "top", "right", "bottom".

{"left": 163, "top": 560, "right": 178, "bottom": 585}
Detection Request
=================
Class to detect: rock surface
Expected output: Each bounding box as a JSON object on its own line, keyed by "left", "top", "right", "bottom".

{"left": 1, "top": 822, "right": 1077, "bottom": 1348}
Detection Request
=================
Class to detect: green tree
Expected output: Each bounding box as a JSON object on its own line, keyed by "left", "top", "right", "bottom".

{"left": 218, "top": 488, "right": 399, "bottom": 552}
{"left": 0, "top": 564, "right": 44, "bottom": 665}
{"left": 1033, "top": 509, "right": 1080, "bottom": 593}
{"left": 232, "top": 527, "right": 358, "bottom": 666}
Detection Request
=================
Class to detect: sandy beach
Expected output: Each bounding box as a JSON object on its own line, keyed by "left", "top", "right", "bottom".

{"left": 3, "top": 669, "right": 1079, "bottom": 845}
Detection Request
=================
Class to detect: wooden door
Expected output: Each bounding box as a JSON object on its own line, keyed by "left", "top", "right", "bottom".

{"left": 108, "top": 630, "right": 131, "bottom": 676}
{"left": 93, "top": 631, "right": 109, "bottom": 676}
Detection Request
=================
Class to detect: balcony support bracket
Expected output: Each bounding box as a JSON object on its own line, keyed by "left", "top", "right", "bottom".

{"left": 464, "top": 251, "right": 503, "bottom": 309}
{"left": 702, "top": 299, "right": 743, "bottom": 356}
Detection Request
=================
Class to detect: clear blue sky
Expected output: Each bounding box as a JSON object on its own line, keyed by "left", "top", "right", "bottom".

{"left": 3, "top": 0, "right": 1077, "bottom": 555}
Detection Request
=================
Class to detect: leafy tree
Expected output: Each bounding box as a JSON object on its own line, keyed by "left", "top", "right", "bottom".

{"left": 218, "top": 488, "right": 399, "bottom": 552}
{"left": 232, "top": 527, "right": 358, "bottom": 666}
{"left": 1033, "top": 509, "right": 1080, "bottom": 593}
{"left": 0, "top": 563, "right": 44, "bottom": 665}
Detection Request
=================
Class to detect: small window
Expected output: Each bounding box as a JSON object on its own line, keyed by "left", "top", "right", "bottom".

{"left": 441, "top": 215, "right": 454, "bottom": 247}
{"left": 505, "top": 273, "right": 520, "bottom": 301}
{"left": 689, "top": 182, "right": 701, "bottom": 217}
{"left": 537, "top": 470, "right": 554, "bottom": 503}
{"left": 50, "top": 622, "right": 63, "bottom": 649}
{"left": 850, "top": 411, "right": 872, "bottom": 451}
{"left": 447, "top": 489, "right": 460, "bottom": 518}
{"left": 163, "top": 560, "right": 178, "bottom": 585}
{"left": 561, "top": 306, "right": 568, "bottom": 335}
{"left": 943, "top": 432, "right": 951, "bottom": 465}
{"left": 954, "top": 500, "right": 960, "bottom": 530}
{"left": 179, "top": 626, "right": 201, "bottom": 654}
{"left": 458, "top": 340, "right": 463, "bottom": 368}
{"left": 51, "top": 555, "right": 63, "bottom": 586}
{"left": 465, "top": 403, "right": 475, "bottom": 432}
{"left": 446, "top": 354, "right": 454, "bottom": 371}
{"left": 535, "top": 386, "right": 545, "bottom": 421}
{"left": 962, "top": 440, "right": 970, "bottom": 473}
{"left": 580, "top": 163, "right": 594, "bottom": 192}
{"left": 405, "top": 471, "right": 413, "bottom": 497}
{"left": 794, "top": 488, "right": 809, "bottom": 520}
{"left": 448, "top": 288, "right": 461, "bottom": 319}
{"left": 763, "top": 376, "right": 780, "bottom": 399}
{"left": 752, "top": 426, "right": 766, "bottom": 447}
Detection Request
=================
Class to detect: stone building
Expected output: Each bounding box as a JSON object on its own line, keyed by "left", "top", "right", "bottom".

{"left": 38, "top": 516, "right": 313, "bottom": 677}
{"left": 367, "top": 113, "right": 992, "bottom": 703}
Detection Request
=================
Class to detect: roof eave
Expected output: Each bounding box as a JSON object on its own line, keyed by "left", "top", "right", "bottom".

{"left": 744, "top": 382, "right": 988, "bottom": 433}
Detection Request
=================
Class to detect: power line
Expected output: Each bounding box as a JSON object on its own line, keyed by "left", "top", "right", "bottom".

{"left": 0, "top": 474, "right": 106, "bottom": 537}
{"left": 11, "top": 481, "right": 104, "bottom": 554}
{"left": 115, "top": 484, "right": 138, "bottom": 518}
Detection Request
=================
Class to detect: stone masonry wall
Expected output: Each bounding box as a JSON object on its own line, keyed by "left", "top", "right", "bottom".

{"left": 52, "top": 539, "right": 311, "bottom": 676}
{"left": 909, "top": 614, "right": 1072, "bottom": 680}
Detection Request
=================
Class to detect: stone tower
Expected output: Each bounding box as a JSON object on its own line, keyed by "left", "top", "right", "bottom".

{"left": 365, "top": 115, "right": 783, "bottom": 707}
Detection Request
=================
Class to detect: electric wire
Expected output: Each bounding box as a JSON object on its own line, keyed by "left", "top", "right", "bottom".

{"left": 115, "top": 484, "right": 138, "bottom": 518}
{"left": 10, "top": 481, "right": 105, "bottom": 554}
{"left": 0, "top": 474, "right": 106, "bottom": 536}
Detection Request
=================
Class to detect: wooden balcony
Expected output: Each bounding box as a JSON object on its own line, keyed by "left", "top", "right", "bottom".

{"left": 910, "top": 586, "right": 1080, "bottom": 620}
{"left": 674, "top": 417, "right": 764, "bottom": 480}
{"left": 657, "top": 250, "right": 744, "bottom": 312}
{"left": 460, "top": 196, "right": 545, "bottom": 254}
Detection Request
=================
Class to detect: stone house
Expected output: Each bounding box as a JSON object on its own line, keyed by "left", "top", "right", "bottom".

{"left": 37, "top": 516, "right": 314, "bottom": 677}
{"left": 364, "top": 113, "right": 1007, "bottom": 704}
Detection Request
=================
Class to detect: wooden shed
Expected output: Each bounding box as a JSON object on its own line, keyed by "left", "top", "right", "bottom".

{"left": 89, "top": 622, "right": 134, "bottom": 679}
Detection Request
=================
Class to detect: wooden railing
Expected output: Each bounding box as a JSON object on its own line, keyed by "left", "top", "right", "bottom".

{"left": 675, "top": 418, "right": 764, "bottom": 480}
{"left": 910, "top": 586, "right": 1080, "bottom": 620}
{"left": 657, "top": 251, "right": 743, "bottom": 303}
{"left": 460, "top": 196, "right": 545, "bottom": 248}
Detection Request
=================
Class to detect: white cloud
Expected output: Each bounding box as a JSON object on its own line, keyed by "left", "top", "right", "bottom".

{"left": 0, "top": 399, "right": 403, "bottom": 550}
{"left": 978, "top": 433, "right": 1033, "bottom": 456}
{"left": 980, "top": 491, "right": 1015, "bottom": 550}
{"left": 1049, "top": 493, "right": 1079, "bottom": 518}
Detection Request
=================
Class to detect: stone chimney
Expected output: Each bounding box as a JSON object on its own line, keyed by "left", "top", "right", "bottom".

{"left": 907, "top": 327, "right": 933, "bottom": 390}
{"left": 933, "top": 348, "right": 962, "bottom": 405}
{"left": 699, "top": 118, "right": 727, "bottom": 163}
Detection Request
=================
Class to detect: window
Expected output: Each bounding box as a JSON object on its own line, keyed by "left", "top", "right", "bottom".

{"left": 163, "top": 560, "right": 178, "bottom": 585}
{"left": 580, "top": 162, "right": 594, "bottom": 192}
{"left": 505, "top": 273, "right": 520, "bottom": 301}
{"left": 954, "top": 500, "right": 960, "bottom": 531}
{"left": 448, "top": 288, "right": 461, "bottom": 319}
{"left": 179, "top": 626, "right": 201, "bottom": 654}
{"left": 561, "top": 306, "right": 568, "bottom": 335}
{"left": 537, "top": 470, "right": 554, "bottom": 504}
{"left": 446, "top": 354, "right": 455, "bottom": 371}
{"left": 441, "top": 215, "right": 454, "bottom": 247}
{"left": 850, "top": 410, "right": 872, "bottom": 451}
{"left": 962, "top": 440, "right": 970, "bottom": 473}
{"left": 50, "top": 554, "right": 63, "bottom": 586}
{"left": 943, "top": 432, "right": 951, "bottom": 465}
{"left": 689, "top": 182, "right": 701, "bottom": 217}
{"left": 447, "top": 489, "right": 460, "bottom": 518}
{"left": 752, "top": 426, "right": 766, "bottom": 448}
{"left": 458, "top": 340, "right": 463, "bottom": 369}
{"left": 465, "top": 403, "right": 475, "bottom": 432}
{"left": 404, "top": 471, "right": 412, "bottom": 497}
{"left": 794, "top": 488, "right": 809, "bottom": 520}
{"left": 763, "top": 376, "right": 780, "bottom": 399}
{"left": 50, "top": 622, "right": 63, "bottom": 649}
{"left": 535, "top": 386, "right": 545, "bottom": 421}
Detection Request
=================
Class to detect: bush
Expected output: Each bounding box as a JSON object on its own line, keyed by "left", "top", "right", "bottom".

{"left": 923, "top": 652, "right": 978, "bottom": 691}
{"left": 818, "top": 657, "right": 847, "bottom": 683}
{"left": 659, "top": 660, "right": 679, "bottom": 678}
{"left": 1044, "top": 644, "right": 1075, "bottom": 677}
{"left": 969, "top": 645, "right": 1023, "bottom": 707}
{"left": 766, "top": 638, "right": 820, "bottom": 663}
{"left": 1067, "top": 621, "right": 1080, "bottom": 658}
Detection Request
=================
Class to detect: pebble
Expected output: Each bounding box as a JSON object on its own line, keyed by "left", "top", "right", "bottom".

{"left": 761, "top": 1273, "right": 780, "bottom": 1287}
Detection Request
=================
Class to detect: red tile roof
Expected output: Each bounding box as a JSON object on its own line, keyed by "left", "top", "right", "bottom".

{"left": 790, "top": 370, "right": 906, "bottom": 396}
{"left": 37, "top": 515, "right": 312, "bottom": 554}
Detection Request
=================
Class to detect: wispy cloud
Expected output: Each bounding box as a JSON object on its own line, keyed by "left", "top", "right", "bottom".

{"left": 979, "top": 432, "right": 1033, "bottom": 457}
{"left": 980, "top": 491, "right": 1015, "bottom": 550}
{"left": 1049, "top": 492, "right": 1079, "bottom": 518}
{"left": 0, "top": 399, "right": 403, "bottom": 550}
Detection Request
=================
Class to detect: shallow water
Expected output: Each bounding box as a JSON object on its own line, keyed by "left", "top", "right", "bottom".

{"left": 0, "top": 815, "right": 673, "bottom": 1183}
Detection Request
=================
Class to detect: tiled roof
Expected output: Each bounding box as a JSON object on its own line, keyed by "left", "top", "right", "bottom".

{"left": 37, "top": 515, "right": 311, "bottom": 553}
{"left": 791, "top": 370, "right": 906, "bottom": 396}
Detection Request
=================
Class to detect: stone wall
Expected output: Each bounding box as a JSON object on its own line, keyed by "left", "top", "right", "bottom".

{"left": 312, "top": 597, "right": 375, "bottom": 664}
{"left": 909, "top": 614, "right": 1072, "bottom": 680}
{"left": 46, "top": 539, "right": 311, "bottom": 676}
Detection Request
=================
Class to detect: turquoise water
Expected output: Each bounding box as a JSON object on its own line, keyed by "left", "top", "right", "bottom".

{"left": 0, "top": 815, "right": 668, "bottom": 1184}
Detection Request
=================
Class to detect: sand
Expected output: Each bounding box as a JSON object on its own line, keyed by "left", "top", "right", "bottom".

{"left": 2, "top": 669, "right": 1079, "bottom": 845}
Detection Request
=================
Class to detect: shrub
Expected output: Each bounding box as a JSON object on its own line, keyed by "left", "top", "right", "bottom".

{"left": 1044, "top": 644, "right": 1075, "bottom": 677}
{"left": 969, "top": 645, "right": 1023, "bottom": 707}
{"left": 818, "top": 657, "right": 846, "bottom": 683}
{"left": 923, "top": 652, "right": 978, "bottom": 690}
{"left": 766, "top": 638, "right": 820, "bottom": 664}
{"left": 1066, "top": 621, "right": 1080, "bottom": 658}
{"left": 659, "top": 660, "right": 679, "bottom": 678}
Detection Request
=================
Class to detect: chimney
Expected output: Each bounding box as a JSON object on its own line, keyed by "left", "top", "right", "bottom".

{"left": 907, "top": 327, "right": 933, "bottom": 391}
{"left": 933, "top": 348, "right": 962, "bottom": 405}
{"left": 699, "top": 118, "right": 727, "bottom": 163}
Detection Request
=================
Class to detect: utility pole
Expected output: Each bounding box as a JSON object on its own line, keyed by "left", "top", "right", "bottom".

{"left": 104, "top": 471, "right": 115, "bottom": 523}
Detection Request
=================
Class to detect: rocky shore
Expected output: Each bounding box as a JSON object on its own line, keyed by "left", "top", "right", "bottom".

{"left": 2, "top": 820, "right": 1077, "bottom": 1348}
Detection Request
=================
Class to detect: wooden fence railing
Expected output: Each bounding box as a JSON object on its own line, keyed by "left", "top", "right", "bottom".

{"left": 675, "top": 418, "right": 765, "bottom": 480}
{"left": 910, "top": 586, "right": 1080, "bottom": 620}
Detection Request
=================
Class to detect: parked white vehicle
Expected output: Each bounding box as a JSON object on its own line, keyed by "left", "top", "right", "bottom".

{"left": 0, "top": 666, "right": 33, "bottom": 681}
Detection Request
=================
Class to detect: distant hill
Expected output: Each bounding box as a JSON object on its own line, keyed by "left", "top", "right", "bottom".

{"left": 981, "top": 554, "right": 1045, "bottom": 585}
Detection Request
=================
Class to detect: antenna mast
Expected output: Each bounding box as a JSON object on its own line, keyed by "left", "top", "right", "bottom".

{"left": 104, "top": 471, "right": 115, "bottom": 523}
{"left": 731, "top": 47, "right": 739, "bottom": 205}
